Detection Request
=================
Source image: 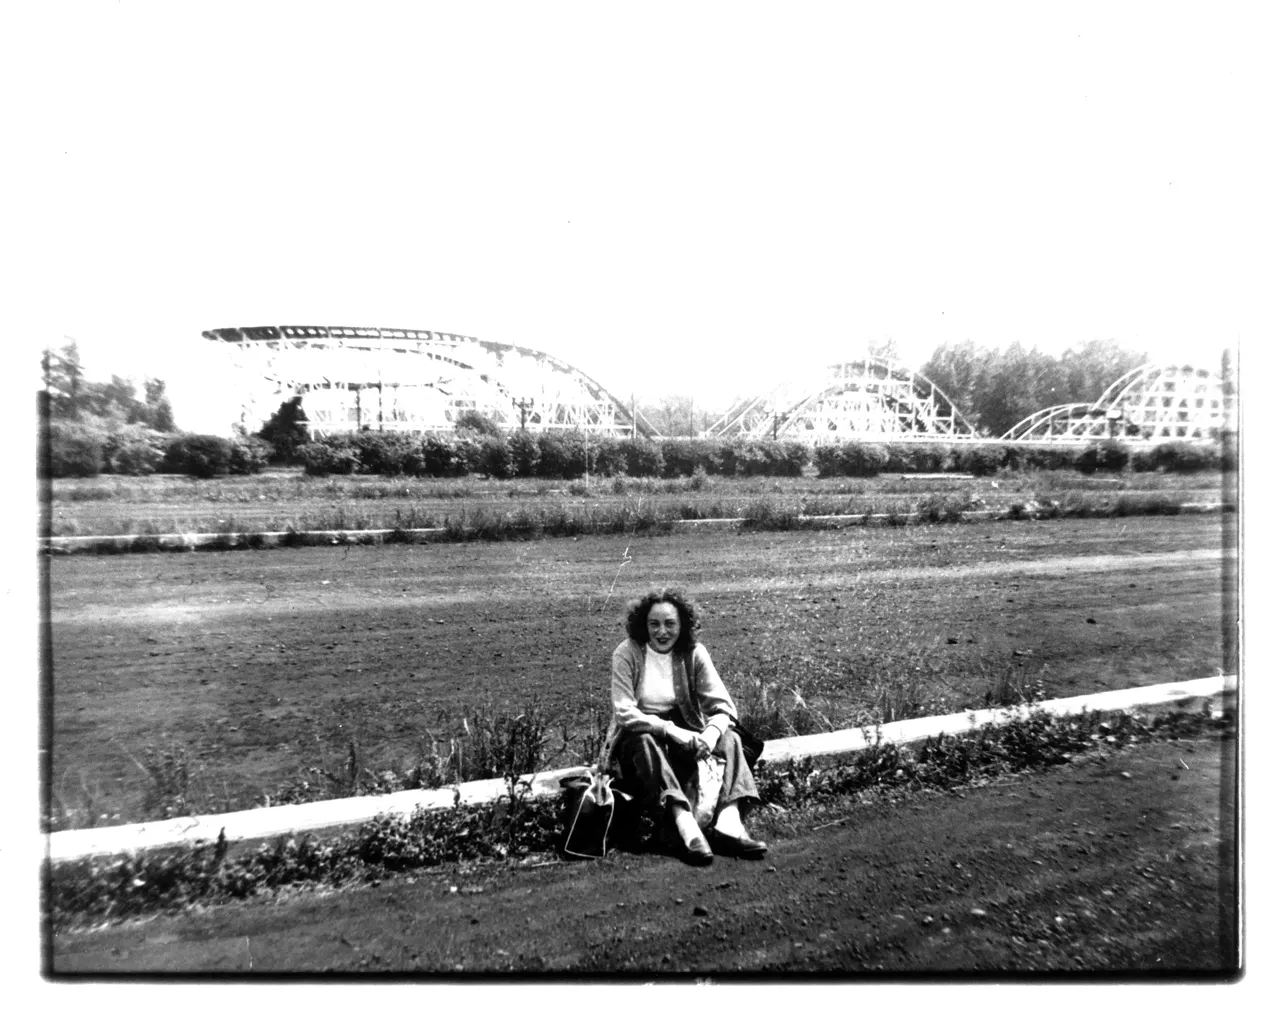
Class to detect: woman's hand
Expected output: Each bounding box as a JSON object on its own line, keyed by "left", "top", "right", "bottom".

{"left": 667, "top": 725, "right": 711, "bottom": 760}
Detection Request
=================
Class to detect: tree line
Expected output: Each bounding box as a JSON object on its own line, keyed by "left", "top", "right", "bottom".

{"left": 918, "top": 338, "right": 1150, "bottom": 438}
{"left": 40, "top": 340, "right": 185, "bottom": 477}
{"left": 41, "top": 340, "right": 176, "bottom": 431}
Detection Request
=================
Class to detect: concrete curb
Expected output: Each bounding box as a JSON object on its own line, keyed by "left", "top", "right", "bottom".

{"left": 759, "top": 674, "right": 1234, "bottom": 763}
{"left": 47, "top": 674, "right": 1235, "bottom": 864}
{"left": 40, "top": 502, "right": 1231, "bottom": 554}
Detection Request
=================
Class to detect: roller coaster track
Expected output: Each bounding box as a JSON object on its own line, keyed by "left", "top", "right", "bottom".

{"left": 705, "top": 356, "right": 976, "bottom": 443}
{"left": 1002, "top": 363, "right": 1229, "bottom": 442}
{"left": 203, "top": 325, "right": 659, "bottom": 438}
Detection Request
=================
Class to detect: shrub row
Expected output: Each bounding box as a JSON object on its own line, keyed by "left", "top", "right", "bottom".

{"left": 814, "top": 439, "right": 1234, "bottom": 478}
{"left": 159, "top": 434, "right": 273, "bottom": 478}
{"left": 46, "top": 425, "right": 1233, "bottom": 482}
{"left": 296, "top": 431, "right": 814, "bottom": 480}
{"left": 42, "top": 424, "right": 273, "bottom": 479}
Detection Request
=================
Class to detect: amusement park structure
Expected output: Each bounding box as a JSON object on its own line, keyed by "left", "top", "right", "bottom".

{"left": 1000, "top": 362, "right": 1231, "bottom": 443}
{"left": 707, "top": 355, "right": 1231, "bottom": 445}
{"left": 202, "top": 325, "right": 659, "bottom": 438}
{"left": 205, "top": 326, "right": 1231, "bottom": 446}
{"left": 705, "top": 356, "right": 978, "bottom": 443}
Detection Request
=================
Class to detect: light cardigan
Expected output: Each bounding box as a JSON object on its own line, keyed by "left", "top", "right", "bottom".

{"left": 602, "top": 639, "right": 738, "bottom": 766}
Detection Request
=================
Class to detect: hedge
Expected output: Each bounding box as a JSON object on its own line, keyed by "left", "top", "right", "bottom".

{"left": 1075, "top": 440, "right": 1130, "bottom": 475}
{"left": 226, "top": 431, "right": 1237, "bottom": 481}
{"left": 45, "top": 421, "right": 105, "bottom": 478}
{"left": 43, "top": 420, "right": 176, "bottom": 479}
{"left": 158, "top": 434, "right": 270, "bottom": 478}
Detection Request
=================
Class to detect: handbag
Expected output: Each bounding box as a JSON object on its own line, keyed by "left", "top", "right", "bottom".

{"left": 560, "top": 769, "right": 630, "bottom": 859}
{"left": 734, "top": 723, "right": 765, "bottom": 769}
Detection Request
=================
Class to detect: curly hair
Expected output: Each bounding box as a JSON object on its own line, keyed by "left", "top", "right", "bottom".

{"left": 623, "top": 588, "right": 701, "bottom": 653}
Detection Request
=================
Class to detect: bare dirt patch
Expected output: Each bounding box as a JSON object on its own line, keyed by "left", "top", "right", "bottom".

{"left": 47, "top": 515, "right": 1230, "bottom": 826}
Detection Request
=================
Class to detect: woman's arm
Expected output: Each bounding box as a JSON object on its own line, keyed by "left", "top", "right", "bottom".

{"left": 691, "top": 645, "right": 738, "bottom": 750}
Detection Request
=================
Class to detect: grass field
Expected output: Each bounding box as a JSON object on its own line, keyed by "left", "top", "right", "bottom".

{"left": 46, "top": 511, "right": 1232, "bottom": 831}
{"left": 44, "top": 468, "right": 1232, "bottom": 537}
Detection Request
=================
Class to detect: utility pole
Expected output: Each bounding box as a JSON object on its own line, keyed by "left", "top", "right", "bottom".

{"left": 517, "top": 398, "right": 533, "bottom": 430}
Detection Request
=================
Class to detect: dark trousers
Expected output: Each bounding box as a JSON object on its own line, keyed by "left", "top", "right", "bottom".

{"left": 613, "top": 722, "right": 760, "bottom": 814}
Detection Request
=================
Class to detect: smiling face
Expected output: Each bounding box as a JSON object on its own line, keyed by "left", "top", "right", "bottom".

{"left": 646, "top": 601, "right": 681, "bottom": 655}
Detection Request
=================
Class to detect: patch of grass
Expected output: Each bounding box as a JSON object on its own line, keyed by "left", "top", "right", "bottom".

{"left": 49, "top": 772, "right": 119, "bottom": 833}
{"left": 47, "top": 702, "right": 1231, "bottom": 930}
{"left": 728, "top": 674, "right": 839, "bottom": 739}
{"left": 980, "top": 664, "right": 1047, "bottom": 708}
{"left": 915, "top": 493, "right": 979, "bottom": 523}
{"left": 753, "top": 700, "right": 1229, "bottom": 810}
{"left": 62, "top": 483, "right": 121, "bottom": 502}
{"left": 166, "top": 699, "right": 605, "bottom": 818}
{"left": 1113, "top": 492, "right": 1182, "bottom": 516}
{"left": 46, "top": 741, "right": 243, "bottom": 831}
{"left": 49, "top": 469, "right": 1230, "bottom": 546}
{"left": 740, "top": 497, "right": 801, "bottom": 531}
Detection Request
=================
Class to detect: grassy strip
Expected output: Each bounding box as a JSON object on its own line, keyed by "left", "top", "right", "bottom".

{"left": 50, "top": 466, "right": 1228, "bottom": 503}
{"left": 46, "top": 701, "right": 1230, "bottom": 931}
{"left": 51, "top": 700, "right": 610, "bottom": 831}
{"left": 43, "top": 490, "right": 1230, "bottom": 554}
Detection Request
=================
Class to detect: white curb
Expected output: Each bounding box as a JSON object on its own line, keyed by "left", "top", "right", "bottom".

{"left": 759, "top": 674, "right": 1235, "bottom": 763}
{"left": 46, "top": 674, "right": 1235, "bottom": 864}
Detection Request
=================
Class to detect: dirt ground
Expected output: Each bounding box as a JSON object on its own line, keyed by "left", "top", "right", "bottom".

{"left": 46, "top": 515, "right": 1231, "bottom": 824}
{"left": 49, "top": 728, "right": 1238, "bottom": 975}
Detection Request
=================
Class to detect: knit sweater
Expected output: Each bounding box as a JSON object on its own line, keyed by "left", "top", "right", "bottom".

{"left": 603, "top": 639, "right": 738, "bottom": 765}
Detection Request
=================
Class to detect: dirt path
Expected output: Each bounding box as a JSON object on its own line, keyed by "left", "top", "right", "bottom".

{"left": 51, "top": 730, "right": 1237, "bottom": 975}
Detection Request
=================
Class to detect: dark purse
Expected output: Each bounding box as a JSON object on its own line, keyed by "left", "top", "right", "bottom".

{"left": 733, "top": 723, "right": 765, "bottom": 769}
{"left": 559, "top": 767, "right": 635, "bottom": 860}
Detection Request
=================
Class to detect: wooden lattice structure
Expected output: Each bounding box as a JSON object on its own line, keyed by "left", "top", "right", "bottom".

{"left": 1002, "top": 363, "right": 1231, "bottom": 442}
{"left": 202, "top": 325, "right": 657, "bottom": 438}
{"left": 705, "top": 356, "right": 976, "bottom": 443}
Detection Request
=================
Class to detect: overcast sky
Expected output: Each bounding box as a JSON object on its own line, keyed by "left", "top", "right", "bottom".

{"left": 35, "top": 1, "right": 1275, "bottom": 432}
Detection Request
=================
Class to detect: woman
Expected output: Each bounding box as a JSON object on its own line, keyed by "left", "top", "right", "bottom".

{"left": 603, "top": 588, "right": 767, "bottom": 865}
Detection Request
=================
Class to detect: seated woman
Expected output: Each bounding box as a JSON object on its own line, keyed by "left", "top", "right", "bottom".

{"left": 603, "top": 588, "right": 767, "bottom": 865}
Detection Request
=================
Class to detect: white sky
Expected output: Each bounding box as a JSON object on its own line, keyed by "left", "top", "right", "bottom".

{"left": 26, "top": 1, "right": 1278, "bottom": 432}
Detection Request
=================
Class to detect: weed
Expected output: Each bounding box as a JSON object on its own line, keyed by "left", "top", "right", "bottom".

{"left": 981, "top": 664, "right": 1046, "bottom": 708}
{"left": 49, "top": 772, "right": 119, "bottom": 832}
{"left": 137, "top": 743, "right": 192, "bottom": 819}
{"left": 729, "top": 673, "right": 835, "bottom": 739}
{"left": 915, "top": 493, "right": 973, "bottom": 523}
{"left": 47, "top": 703, "right": 1231, "bottom": 928}
{"left": 740, "top": 497, "right": 801, "bottom": 531}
